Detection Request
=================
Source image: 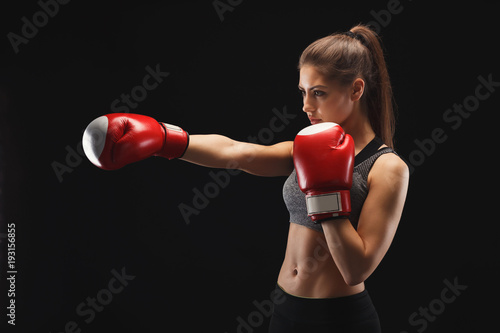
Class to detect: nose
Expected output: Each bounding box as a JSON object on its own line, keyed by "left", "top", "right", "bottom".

{"left": 302, "top": 93, "right": 316, "bottom": 113}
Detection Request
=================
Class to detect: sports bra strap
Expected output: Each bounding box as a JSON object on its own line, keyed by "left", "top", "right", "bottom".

{"left": 354, "top": 136, "right": 385, "bottom": 167}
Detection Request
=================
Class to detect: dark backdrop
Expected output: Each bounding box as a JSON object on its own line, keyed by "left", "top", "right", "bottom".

{"left": 0, "top": 0, "right": 498, "bottom": 332}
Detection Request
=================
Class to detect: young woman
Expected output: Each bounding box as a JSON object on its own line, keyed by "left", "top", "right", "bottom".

{"left": 83, "top": 24, "right": 409, "bottom": 332}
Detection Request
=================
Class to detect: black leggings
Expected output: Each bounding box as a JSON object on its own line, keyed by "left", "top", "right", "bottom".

{"left": 269, "top": 284, "right": 381, "bottom": 333}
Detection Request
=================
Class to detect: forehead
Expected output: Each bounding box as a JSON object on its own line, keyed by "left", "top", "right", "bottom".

{"left": 299, "top": 65, "right": 329, "bottom": 87}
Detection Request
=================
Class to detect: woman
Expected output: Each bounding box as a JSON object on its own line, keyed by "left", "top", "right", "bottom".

{"left": 83, "top": 24, "right": 409, "bottom": 332}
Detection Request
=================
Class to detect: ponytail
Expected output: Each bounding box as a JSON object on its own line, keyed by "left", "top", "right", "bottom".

{"left": 298, "top": 24, "right": 395, "bottom": 148}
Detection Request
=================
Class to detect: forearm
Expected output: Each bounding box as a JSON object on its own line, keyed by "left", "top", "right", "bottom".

{"left": 180, "top": 134, "right": 267, "bottom": 171}
{"left": 180, "top": 134, "right": 293, "bottom": 177}
{"left": 321, "top": 218, "right": 373, "bottom": 286}
{"left": 180, "top": 134, "right": 241, "bottom": 169}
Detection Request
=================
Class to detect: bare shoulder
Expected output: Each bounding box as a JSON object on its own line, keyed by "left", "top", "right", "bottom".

{"left": 363, "top": 151, "right": 409, "bottom": 228}
{"left": 368, "top": 151, "right": 409, "bottom": 189}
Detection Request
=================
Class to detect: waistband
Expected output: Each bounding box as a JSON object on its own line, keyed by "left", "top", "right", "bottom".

{"left": 272, "top": 284, "right": 376, "bottom": 324}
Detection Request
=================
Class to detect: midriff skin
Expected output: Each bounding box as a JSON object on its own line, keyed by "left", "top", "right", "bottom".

{"left": 277, "top": 222, "right": 365, "bottom": 298}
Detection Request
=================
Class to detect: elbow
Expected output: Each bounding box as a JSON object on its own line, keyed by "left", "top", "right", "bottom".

{"left": 341, "top": 258, "right": 377, "bottom": 286}
{"left": 344, "top": 276, "right": 365, "bottom": 287}
{"left": 343, "top": 271, "right": 370, "bottom": 287}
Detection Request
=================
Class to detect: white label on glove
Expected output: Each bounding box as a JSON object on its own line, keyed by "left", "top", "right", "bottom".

{"left": 162, "top": 123, "right": 182, "bottom": 132}
{"left": 306, "top": 193, "right": 341, "bottom": 215}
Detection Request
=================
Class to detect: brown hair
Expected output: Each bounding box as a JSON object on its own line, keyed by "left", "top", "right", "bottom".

{"left": 298, "top": 24, "right": 395, "bottom": 148}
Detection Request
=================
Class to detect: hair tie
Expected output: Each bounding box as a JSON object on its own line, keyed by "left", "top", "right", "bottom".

{"left": 342, "top": 31, "right": 367, "bottom": 47}
{"left": 343, "top": 31, "right": 356, "bottom": 39}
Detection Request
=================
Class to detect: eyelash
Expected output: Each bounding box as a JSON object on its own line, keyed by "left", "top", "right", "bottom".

{"left": 299, "top": 90, "right": 325, "bottom": 97}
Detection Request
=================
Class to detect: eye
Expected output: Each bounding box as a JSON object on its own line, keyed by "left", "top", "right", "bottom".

{"left": 298, "top": 89, "right": 326, "bottom": 97}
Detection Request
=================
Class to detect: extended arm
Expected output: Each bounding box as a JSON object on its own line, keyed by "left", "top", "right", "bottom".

{"left": 82, "top": 113, "right": 294, "bottom": 177}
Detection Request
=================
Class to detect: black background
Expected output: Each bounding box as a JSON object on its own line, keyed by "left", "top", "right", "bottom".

{"left": 0, "top": 0, "right": 499, "bottom": 332}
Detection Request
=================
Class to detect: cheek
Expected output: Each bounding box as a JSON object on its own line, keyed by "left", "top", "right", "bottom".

{"left": 320, "top": 95, "right": 351, "bottom": 121}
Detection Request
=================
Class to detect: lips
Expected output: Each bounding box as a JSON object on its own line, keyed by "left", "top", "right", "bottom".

{"left": 309, "top": 118, "right": 322, "bottom": 125}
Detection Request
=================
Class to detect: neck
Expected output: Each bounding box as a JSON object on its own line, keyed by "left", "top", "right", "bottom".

{"left": 340, "top": 105, "right": 376, "bottom": 155}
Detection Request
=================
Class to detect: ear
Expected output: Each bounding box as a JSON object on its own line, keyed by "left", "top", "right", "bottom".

{"left": 351, "top": 78, "right": 365, "bottom": 102}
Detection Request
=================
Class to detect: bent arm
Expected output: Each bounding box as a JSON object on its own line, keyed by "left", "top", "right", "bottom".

{"left": 321, "top": 154, "right": 409, "bottom": 286}
{"left": 180, "top": 134, "right": 294, "bottom": 177}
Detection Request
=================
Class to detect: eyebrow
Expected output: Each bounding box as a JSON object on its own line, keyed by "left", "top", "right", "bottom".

{"left": 298, "top": 84, "right": 328, "bottom": 90}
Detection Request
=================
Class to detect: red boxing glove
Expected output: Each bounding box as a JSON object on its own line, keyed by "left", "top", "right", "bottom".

{"left": 293, "top": 122, "right": 354, "bottom": 222}
{"left": 82, "top": 113, "right": 189, "bottom": 170}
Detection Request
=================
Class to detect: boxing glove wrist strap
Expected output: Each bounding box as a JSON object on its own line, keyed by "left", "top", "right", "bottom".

{"left": 157, "top": 123, "right": 190, "bottom": 159}
{"left": 314, "top": 215, "right": 350, "bottom": 224}
{"left": 306, "top": 190, "right": 351, "bottom": 218}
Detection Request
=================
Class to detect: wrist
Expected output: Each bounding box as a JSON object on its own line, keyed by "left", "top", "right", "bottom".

{"left": 156, "top": 122, "right": 190, "bottom": 159}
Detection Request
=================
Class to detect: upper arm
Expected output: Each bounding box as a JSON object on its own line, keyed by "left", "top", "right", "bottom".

{"left": 234, "top": 140, "right": 294, "bottom": 177}
{"left": 356, "top": 153, "right": 409, "bottom": 269}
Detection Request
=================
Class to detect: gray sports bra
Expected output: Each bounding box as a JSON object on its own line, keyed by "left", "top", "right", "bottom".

{"left": 282, "top": 137, "right": 398, "bottom": 232}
